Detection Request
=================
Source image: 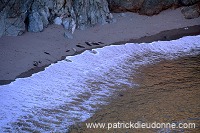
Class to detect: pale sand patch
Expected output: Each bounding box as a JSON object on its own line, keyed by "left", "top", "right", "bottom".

{"left": 0, "top": 8, "right": 200, "bottom": 83}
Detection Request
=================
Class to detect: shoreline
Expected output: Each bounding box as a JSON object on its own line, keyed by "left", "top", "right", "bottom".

{"left": 0, "top": 25, "right": 200, "bottom": 85}
{"left": 0, "top": 8, "right": 200, "bottom": 85}
{"left": 0, "top": 32, "right": 199, "bottom": 131}
{"left": 69, "top": 54, "right": 200, "bottom": 133}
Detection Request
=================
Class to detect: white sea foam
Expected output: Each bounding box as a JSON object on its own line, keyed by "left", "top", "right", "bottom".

{"left": 0, "top": 35, "right": 199, "bottom": 132}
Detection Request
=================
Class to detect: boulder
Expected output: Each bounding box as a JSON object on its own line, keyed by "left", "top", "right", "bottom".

{"left": 0, "top": 11, "right": 6, "bottom": 37}
{"left": 38, "top": 7, "right": 50, "bottom": 28}
{"left": 140, "top": 0, "right": 179, "bottom": 15}
{"left": 54, "top": 17, "right": 63, "bottom": 25}
{"left": 5, "top": 15, "right": 26, "bottom": 36}
{"left": 62, "top": 18, "right": 71, "bottom": 29}
{"left": 181, "top": 2, "right": 200, "bottom": 19}
{"left": 108, "top": 0, "right": 180, "bottom": 15}
{"left": 64, "top": 31, "right": 74, "bottom": 39}
{"left": 0, "top": 0, "right": 31, "bottom": 36}
{"left": 73, "top": 0, "right": 111, "bottom": 30}
{"left": 180, "top": 0, "right": 200, "bottom": 6}
{"left": 28, "top": 0, "right": 50, "bottom": 32}
{"left": 108, "top": 0, "right": 145, "bottom": 12}
{"left": 28, "top": 12, "right": 44, "bottom": 32}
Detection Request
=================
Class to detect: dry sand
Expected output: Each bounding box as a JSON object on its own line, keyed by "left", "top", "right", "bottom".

{"left": 69, "top": 54, "right": 200, "bottom": 133}
{"left": 0, "top": 8, "right": 200, "bottom": 84}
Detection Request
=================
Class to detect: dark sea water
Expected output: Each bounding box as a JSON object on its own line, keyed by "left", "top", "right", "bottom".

{"left": 0, "top": 35, "right": 199, "bottom": 132}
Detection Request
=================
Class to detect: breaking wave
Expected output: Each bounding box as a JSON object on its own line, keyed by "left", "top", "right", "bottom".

{"left": 0, "top": 35, "right": 199, "bottom": 132}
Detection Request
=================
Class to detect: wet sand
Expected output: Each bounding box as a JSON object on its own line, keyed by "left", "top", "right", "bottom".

{"left": 69, "top": 54, "right": 200, "bottom": 133}
{"left": 0, "top": 8, "right": 200, "bottom": 85}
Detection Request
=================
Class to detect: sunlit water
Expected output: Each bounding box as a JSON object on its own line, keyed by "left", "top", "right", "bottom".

{"left": 0, "top": 35, "right": 199, "bottom": 132}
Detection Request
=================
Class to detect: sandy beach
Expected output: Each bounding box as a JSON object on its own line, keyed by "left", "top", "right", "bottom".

{"left": 69, "top": 54, "right": 200, "bottom": 133}
{"left": 0, "top": 8, "right": 200, "bottom": 85}
{"left": 0, "top": 6, "right": 200, "bottom": 131}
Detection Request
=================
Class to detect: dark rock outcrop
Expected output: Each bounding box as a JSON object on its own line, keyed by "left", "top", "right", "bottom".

{"left": 73, "top": 0, "right": 110, "bottom": 30}
{"left": 180, "top": 0, "right": 200, "bottom": 6}
{"left": 107, "top": 0, "right": 200, "bottom": 15}
{"left": 140, "top": 0, "right": 179, "bottom": 15}
{"left": 107, "top": 0, "right": 179, "bottom": 15}
{"left": 0, "top": 0, "right": 31, "bottom": 36}
{"left": 107, "top": 0, "right": 144, "bottom": 12}
{"left": 181, "top": 2, "right": 200, "bottom": 19}
{"left": 0, "top": 0, "right": 112, "bottom": 37}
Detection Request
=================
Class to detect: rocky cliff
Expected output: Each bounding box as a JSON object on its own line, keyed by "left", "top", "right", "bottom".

{"left": 0, "top": 0, "right": 112, "bottom": 37}
{"left": 0, "top": 0, "right": 199, "bottom": 37}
